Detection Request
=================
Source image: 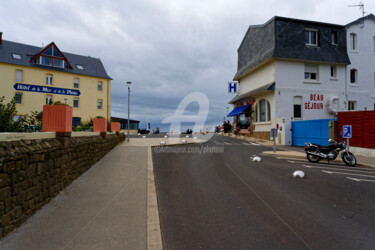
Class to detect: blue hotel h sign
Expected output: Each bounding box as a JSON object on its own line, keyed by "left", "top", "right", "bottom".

{"left": 228, "top": 81, "right": 238, "bottom": 93}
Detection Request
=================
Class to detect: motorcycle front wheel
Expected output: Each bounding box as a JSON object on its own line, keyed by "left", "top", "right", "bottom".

{"left": 342, "top": 152, "right": 357, "bottom": 166}
{"left": 307, "top": 153, "right": 321, "bottom": 163}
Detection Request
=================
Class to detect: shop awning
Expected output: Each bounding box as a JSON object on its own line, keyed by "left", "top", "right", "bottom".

{"left": 228, "top": 82, "right": 275, "bottom": 104}
{"left": 227, "top": 104, "right": 250, "bottom": 117}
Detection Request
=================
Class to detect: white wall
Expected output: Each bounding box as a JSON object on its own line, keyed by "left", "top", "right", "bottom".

{"left": 239, "top": 61, "right": 275, "bottom": 94}
{"left": 346, "top": 19, "right": 375, "bottom": 110}
{"left": 275, "top": 59, "right": 347, "bottom": 145}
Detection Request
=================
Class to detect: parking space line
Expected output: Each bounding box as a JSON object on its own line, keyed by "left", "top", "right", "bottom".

{"left": 322, "top": 170, "right": 375, "bottom": 178}
{"left": 347, "top": 177, "right": 375, "bottom": 183}
{"left": 303, "top": 165, "right": 375, "bottom": 174}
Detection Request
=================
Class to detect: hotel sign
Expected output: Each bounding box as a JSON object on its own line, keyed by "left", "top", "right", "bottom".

{"left": 14, "top": 83, "right": 81, "bottom": 96}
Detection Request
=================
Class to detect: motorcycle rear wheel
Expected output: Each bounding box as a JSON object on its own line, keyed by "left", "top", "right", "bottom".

{"left": 307, "top": 153, "right": 321, "bottom": 163}
{"left": 342, "top": 152, "right": 357, "bottom": 167}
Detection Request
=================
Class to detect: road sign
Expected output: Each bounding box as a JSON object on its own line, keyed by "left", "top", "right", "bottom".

{"left": 270, "top": 128, "right": 278, "bottom": 139}
{"left": 343, "top": 125, "right": 352, "bottom": 138}
{"left": 228, "top": 81, "right": 238, "bottom": 93}
{"left": 14, "top": 83, "right": 81, "bottom": 96}
{"left": 270, "top": 128, "right": 278, "bottom": 152}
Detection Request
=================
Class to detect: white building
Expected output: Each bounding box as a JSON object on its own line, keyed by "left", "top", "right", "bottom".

{"left": 229, "top": 15, "right": 374, "bottom": 145}
{"left": 345, "top": 14, "right": 375, "bottom": 111}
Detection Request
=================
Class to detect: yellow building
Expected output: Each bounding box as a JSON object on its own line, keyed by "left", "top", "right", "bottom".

{"left": 0, "top": 32, "right": 112, "bottom": 126}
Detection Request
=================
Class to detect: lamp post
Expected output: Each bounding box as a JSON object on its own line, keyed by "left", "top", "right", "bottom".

{"left": 127, "top": 81, "right": 131, "bottom": 142}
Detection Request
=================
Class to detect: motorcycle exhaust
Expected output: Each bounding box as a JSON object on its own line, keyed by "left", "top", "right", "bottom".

{"left": 307, "top": 152, "right": 326, "bottom": 158}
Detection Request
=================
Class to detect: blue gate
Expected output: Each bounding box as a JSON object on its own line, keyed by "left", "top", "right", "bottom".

{"left": 292, "top": 119, "right": 335, "bottom": 146}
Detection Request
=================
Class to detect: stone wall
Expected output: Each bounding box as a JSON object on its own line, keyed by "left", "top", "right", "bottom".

{"left": 0, "top": 133, "right": 125, "bottom": 238}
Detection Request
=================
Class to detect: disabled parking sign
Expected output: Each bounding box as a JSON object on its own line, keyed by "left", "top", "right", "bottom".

{"left": 343, "top": 125, "right": 352, "bottom": 138}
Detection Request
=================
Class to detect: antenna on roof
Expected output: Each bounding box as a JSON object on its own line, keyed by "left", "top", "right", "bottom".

{"left": 349, "top": 1, "right": 365, "bottom": 28}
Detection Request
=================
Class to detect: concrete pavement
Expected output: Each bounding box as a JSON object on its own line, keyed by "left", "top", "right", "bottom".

{"left": 0, "top": 141, "right": 151, "bottom": 250}
{"left": 0, "top": 136, "right": 203, "bottom": 250}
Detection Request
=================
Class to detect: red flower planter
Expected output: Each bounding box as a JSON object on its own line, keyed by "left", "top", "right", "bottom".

{"left": 111, "top": 122, "right": 120, "bottom": 132}
{"left": 42, "top": 105, "right": 73, "bottom": 132}
{"left": 93, "top": 118, "right": 107, "bottom": 132}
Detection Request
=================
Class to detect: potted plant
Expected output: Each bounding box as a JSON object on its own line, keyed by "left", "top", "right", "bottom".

{"left": 93, "top": 116, "right": 107, "bottom": 132}
{"left": 42, "top": 101, "right": 72, "bottom": 132}
{"left": 111, "top": 122, "right": 120, "bottom": 132}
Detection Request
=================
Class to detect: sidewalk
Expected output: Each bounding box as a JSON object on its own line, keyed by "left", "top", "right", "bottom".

{"left": 0, "top": 140, "right": 158, "bottom": 250}
{"left": 0, "top": 136, "right": 199, "bottom": 249}
{"left": 222, "top": 133, "right": 375, "bottom": 169}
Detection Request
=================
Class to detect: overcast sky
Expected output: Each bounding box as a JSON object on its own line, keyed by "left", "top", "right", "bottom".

{"left": 1, "top": 0, "right": 373, "bottom": 132}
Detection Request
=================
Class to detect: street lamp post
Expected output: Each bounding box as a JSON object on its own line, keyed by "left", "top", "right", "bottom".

{"left": 127, "top": 81, "right": 131, "bottom": 142}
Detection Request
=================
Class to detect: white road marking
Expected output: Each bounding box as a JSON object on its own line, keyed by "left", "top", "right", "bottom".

{"left": 322, "top": 170, "right": 375, "bottom": 178}
{"left": 347, "top": 177, "right": 375, "bottom": 183}
{"left": 223, "top": 141, "right": 232, "bottom": 145}
{"left": 288, "top": 160, "right": 296, "bottom": 164}
{"left": 249, "top": 142, "right": 261, "bottom": 146}
{"left": 292, "top": 160, "right": 372, "bottom": 171}
{"left": 303, "top": 165, "right": 375, "bottom": 174}
{"left": 303, "top": 165, "right": 313, "bottom": 168}
{"left": 213, "top": 140, "right": 221, "bottom": 145}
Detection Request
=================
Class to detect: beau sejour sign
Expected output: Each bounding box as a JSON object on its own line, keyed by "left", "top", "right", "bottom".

{"left": 13, "top": 83, "right": 81, "bottom": 96}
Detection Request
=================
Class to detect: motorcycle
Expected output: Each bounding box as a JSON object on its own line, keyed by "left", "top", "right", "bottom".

{"left": 304, "top": 139, "right": 357, "bottom": 166}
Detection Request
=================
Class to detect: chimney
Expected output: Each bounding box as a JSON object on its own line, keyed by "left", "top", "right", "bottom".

{"left": 0, "top": 32, "right": 2, "bottom": 46}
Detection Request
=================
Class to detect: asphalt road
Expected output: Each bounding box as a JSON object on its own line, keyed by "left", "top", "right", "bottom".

{"left": 152, "top": 134, "right": 375, "bottom": 249}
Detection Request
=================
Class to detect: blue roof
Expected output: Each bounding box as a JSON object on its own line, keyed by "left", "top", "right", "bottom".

{"left": 0, "top": 40, "right": 111, "bottom": 79}
{"left": 227, "top": 104, "right": 250, "bottom": 117}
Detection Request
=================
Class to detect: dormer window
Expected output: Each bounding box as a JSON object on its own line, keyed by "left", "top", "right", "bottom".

{"left": 305, "top": 29, "right": 318, "bottom": 46}
{"left": 30, "top": 42, "right": 72, "bottom": 69}
{"left": 12, "top": 53, "right": 21, "bottom": 59}
{"left": 331, "top": 31, "right": 337, "bottom": 45}
{"left": 76, "top": 64, "right": 84, "bottom": 70}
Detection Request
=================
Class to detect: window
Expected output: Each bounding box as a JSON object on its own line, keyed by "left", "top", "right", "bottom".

{"left": 12, "top": 53, "right": 21, "bottom": 59}
{"left": 294, "top": 96, "right": 302, "bottom": 119}
{"left": 331, "top": 31, "right": 337, "bottom": 45}
{"left": 267, "top": 101, "right": 271, "bottom": 121}
{"left": 349, "top": 33, "right": 357, "bottom": 51}
{"left": 348, "top": 101, "right": 356, "bottom": 111}
{"left": 254, "top": 104, "right": 258, "bottom": 122}
{"left": 41, "top": 56, "right": 52, "bottom": 66}
{"left": 304, "top": 64, "right": 318, "bottom": 81}
{"left": 72, "top": 117, "right": 81, "bottom": 127}
{"left": 98, "top": 81, "right": 103, "bottom": 91}
{"left": 330, "top": 66, "right": 337, "bottom": 78}
{"left": 73, "top": 97, "right": 79, "bottom": 108}
{"left": 15, "top": 70, "right": 23, "bottom": 82}
{"left": 97, "top": 99, "right": 103, "bottom": 110}
{"left": 305, "top": 29, "right": 318, "bottom": 46}
{"left": 46, "top": 74, "right": 53, "bottom": 85}
{"left": 30, "top": 44, "right": 71, "bottom": 69}
{"left": 15, "top": 92, "right": 23, "bottom": 104}
{"left": 74, "top": 78, "right": 79, "bottom": 88}
{"left": 260, "top": 99, "right": 266, "bottom": 122}
{"left": 76, "top": 64, "right": 84, "bottom": 70}
{"left": 350, "top": 69, "right": 358, "bottom": 84}
{"left": 46, "top": 95, "right": 53, "bottom": 105}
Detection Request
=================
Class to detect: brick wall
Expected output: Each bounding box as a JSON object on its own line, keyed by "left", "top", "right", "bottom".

{"left": 0, "top": 133, "right": 125, "bottom": 238}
